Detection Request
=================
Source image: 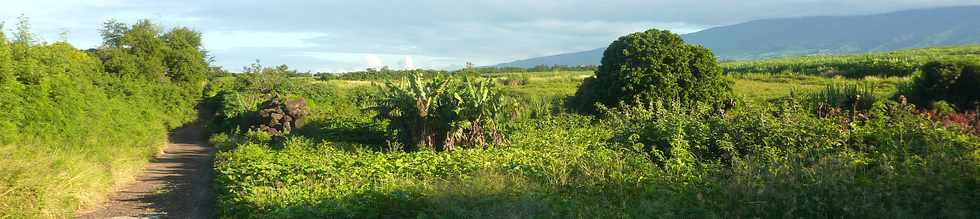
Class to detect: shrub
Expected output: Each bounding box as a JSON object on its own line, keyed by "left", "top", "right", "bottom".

{"left": 903, "top": 59, "right": 980, "bottom": 110}
{"left": 602, "top": 101, "right": 842, "bottom": 168}
{"left": 0, "top": 18, "right": 203, "bottom": 217}
{"left": 372, "top": 73, "right": 509, "bottom": 151}
{"left": 235, "top": 62, "right": 294, "bottom": 94}
{"left": 572, "top": 29, "right": 732, "bottom": 113}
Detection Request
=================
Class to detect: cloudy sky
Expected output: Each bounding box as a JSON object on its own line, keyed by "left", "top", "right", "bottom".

{"left": 2, "top": 0, "right": 978, "bottom": 72}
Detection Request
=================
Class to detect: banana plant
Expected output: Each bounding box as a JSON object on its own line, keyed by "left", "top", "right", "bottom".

{"left": 371, "top": 72, "right": 509, "bottom": 151}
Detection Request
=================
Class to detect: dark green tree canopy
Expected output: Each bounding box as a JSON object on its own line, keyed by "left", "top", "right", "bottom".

{"left": 905, "top": 59, "right": 980, "bottom": 110}
{"left": 573, "top": 29, "right": 732, "bottom": 112}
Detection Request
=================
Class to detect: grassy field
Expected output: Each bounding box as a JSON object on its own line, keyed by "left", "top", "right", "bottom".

{"left": 206, "top": 64, "right": 979, "bottom": 218}
{"left": 721, "top": 45, "right": 980, "bottom": 77}
{"left": 731, "top": 74, "right": 908, "bottom": 102}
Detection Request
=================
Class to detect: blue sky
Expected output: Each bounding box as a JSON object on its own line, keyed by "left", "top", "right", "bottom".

{"left": 2, "top": 0, "right": 978, "bottom": 72}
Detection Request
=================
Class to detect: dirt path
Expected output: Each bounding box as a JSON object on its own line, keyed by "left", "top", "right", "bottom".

{"left": 77, "top": 108, "right": 215, "bottom": 219}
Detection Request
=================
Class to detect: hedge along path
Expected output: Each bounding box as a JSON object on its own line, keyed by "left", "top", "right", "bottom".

{"left": 76, "top": 105, "right": 215, "bottom": 219}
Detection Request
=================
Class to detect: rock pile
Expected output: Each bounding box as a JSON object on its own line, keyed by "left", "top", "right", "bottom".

{"left": 254, "top": 96, "right": 308, "bottom": 136}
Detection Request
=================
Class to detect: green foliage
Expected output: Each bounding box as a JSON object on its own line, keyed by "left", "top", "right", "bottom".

{"left": 372, "top": 73, "right": 509, "bottom": 151}
{"left": 235, "top": 62, "right": 295, "bottom": 94}
{"left": 97, "top": 19, "right": 209, "bottom": 91}
{"left": 120, "top": 19, "right": 168, "bottom": 80}
{"left": 209, "top": 65, "right": 980, "bottom": 218}
{"left": 573, "top": 29, "right": 732, "bottom": 113}
{"left": 162, "top": 27, "right": 208, "bottom": 85}
{"left": 598, "top": 99, "right": 979, "bottom": 217}
{"left": 0, "top": 18, "right": 204, "bottom": 217}
{"left": 806, "top": 83, "right": 878, "bottom": 115}
{"left": 99, "top": 19, "right": 128, "bottom": 48}
{"left": 602, "top": 101, "right": 843, "bottom": 167}
{"left": 902, "top": 59, "right": 980, "bottom": 110}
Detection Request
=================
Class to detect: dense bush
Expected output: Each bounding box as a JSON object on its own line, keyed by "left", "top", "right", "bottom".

{"left": 902, "top": 59, "right": 980, "bottom": 110}
{"left": 0, "top": 18, "right": 206, "bottom": 217}
{"left": 602, "top": 100, "right": 842, "bottom": 167}
{"left": 601, "top": 98, "right": 979, "bottom": 217}
{"left": 372, "top": 73, "right": 509, "bottom": 151}
{"left": 572, "top": 29, "right": 731, "bottom": 113}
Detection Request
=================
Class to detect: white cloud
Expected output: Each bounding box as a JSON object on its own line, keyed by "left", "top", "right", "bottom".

{"left": 203, "top": 31, "right": 327, "bottom": 51}
{"left": 400, "top": 56, "right": 416, "bottom": 70}
{"left": 282, "top": 51, "right": 459, "bottom": 72}
{"left": 363, "top": 55, "right": 384, "bottom": 69}
{"left": 509, "top": 20, "right": 707, "bottom": 36}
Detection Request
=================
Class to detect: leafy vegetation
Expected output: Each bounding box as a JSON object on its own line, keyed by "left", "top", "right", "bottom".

{"left": 3, "top": 15, "right": 980, "bottom": 219}
{"left": 207, "top": 52, "right": 979, "bottom": 218}
{"left": 200, "top": 26, "right": 980, "bottom": 217}
{"left": 0, "top": 18, "right": 206, "bottom": 217}
{"left": 371, "top": 73, "right": 510, "bottom": 151}
{"left": 573, "top": 29, "right": 732, "bottom": 113}
{"left": 900, "top": 59, "right": 980, "bottom": 110}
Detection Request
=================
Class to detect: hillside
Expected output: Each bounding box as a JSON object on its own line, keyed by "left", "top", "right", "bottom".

{"left": 495, "top": 5, "right": 980, "bottom": 68}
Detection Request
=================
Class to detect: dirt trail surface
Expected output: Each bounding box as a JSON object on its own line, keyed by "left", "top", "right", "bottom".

{"left": 77, "top": 108, "right": 215, "bottom": 219}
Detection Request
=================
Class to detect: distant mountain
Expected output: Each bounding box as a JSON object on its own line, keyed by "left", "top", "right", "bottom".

{"left": 494, "top": 48, "right": 605, "bottom": 68}
{"left": 494, "top": 5, "right": 980, "bottom": 68}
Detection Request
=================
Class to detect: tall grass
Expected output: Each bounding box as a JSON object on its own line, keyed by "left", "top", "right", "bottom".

{"left": 806, "top": 83, "right": 878, "bottom": 113}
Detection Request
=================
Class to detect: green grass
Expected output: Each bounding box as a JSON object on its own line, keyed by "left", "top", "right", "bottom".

{"left": 731, "top": 73, "right": 909, "bottom": 103}
{"left": 721, "top": 44, "right": 980, "bottom": 77}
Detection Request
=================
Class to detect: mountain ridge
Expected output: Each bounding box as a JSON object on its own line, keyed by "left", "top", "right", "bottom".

{"left": 494, "top": 5, "right": 980, "bottom": 68}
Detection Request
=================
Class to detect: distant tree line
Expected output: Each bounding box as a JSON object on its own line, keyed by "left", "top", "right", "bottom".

{"left": 316, "top": 64, "right": 597, "bottom": 81}
{"left": 465, "top": 64, "right": 598, "bottom": 74}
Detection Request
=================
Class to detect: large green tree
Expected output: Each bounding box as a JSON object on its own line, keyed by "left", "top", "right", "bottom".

{"left": 573, "top": 29, "right": 731, "bottom": 112}
{"left": 162, "top": 27, "right": 207, "bottom": 85}
{"left": 97, "top": 19, "right": 209, "bottom": 90}
{"left": 123, "top": 20, "right": 169, "bottom": 81}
